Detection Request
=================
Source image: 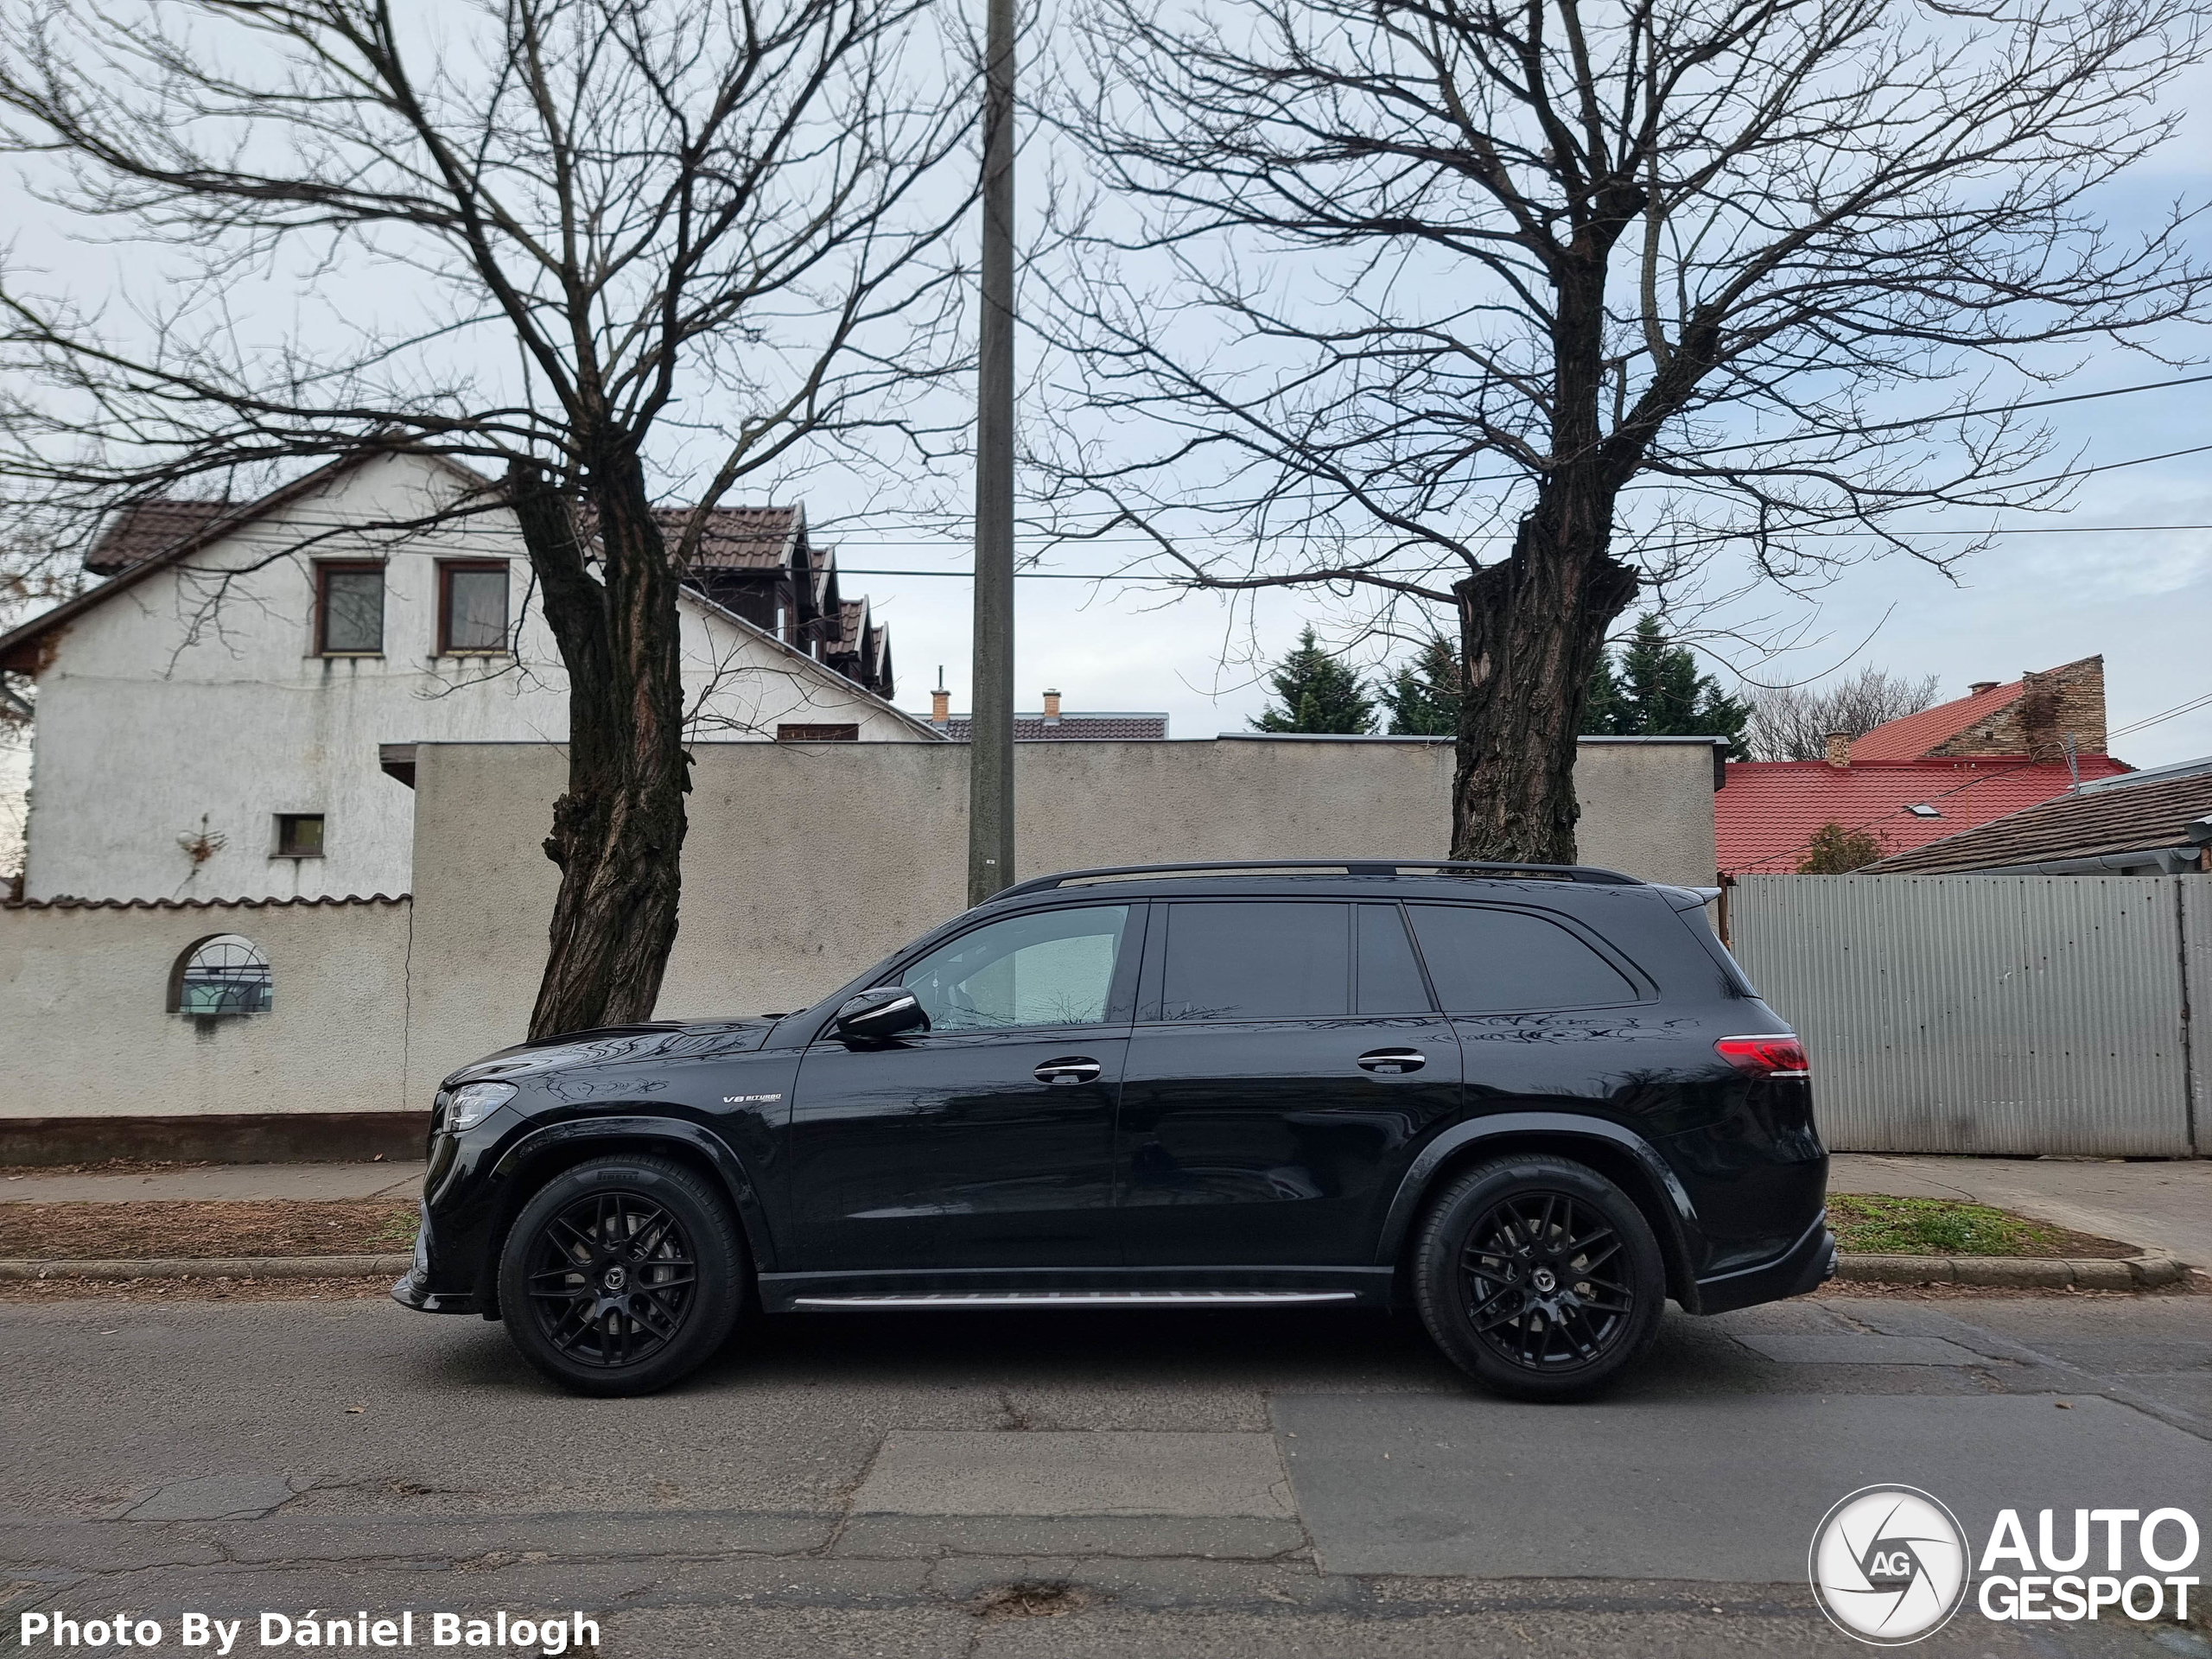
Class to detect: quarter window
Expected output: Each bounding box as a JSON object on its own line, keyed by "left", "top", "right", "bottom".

{"left": 1159, "top": 901, "right": 1349, "bottom": 1021}
{"left": 316, "top": 563, "right": 385, "bottom": 654}
{"left": 1405, "top": 905, "right": 1634, "bottom": 1013}
{"left": 170, "top": 933, "right": 273, "bottom": 1016}
{"left": 439, "top": 562, "right": 510, "bottom": 654}
{"left": 903, "top": 904, "right": 1129, "bottom": 1031}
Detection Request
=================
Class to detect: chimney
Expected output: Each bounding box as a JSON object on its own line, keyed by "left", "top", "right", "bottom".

{"left": 1042, "top": 689, "right": 1062, "bottom": 727}
{"left": 931, "top": 666, "right": 950, "bottom": 728}
{"left": 1825, "top": 731, "right": 1853, "bottom": 769}
{"left": 1968, "top": 680, "right": 1999, "bottom": 697}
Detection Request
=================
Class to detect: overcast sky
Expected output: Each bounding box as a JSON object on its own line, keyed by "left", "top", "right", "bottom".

{"left": 3, "top": 8, "right": 2209, "bottom": 767}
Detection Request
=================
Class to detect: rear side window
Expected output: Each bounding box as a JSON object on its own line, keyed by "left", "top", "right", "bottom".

{"left": 1160, "top": 902, "right": 1348, "bottom": 1020}
{"left": 1407, "top": 905, "right": 1635, "bottom": 1013}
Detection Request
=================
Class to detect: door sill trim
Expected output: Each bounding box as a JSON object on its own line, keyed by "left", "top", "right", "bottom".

{"left": 791, "top": 1288, "right": 1360, "bottom": 1311}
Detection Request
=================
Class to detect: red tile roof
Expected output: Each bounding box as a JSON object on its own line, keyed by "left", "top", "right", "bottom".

{"left": 84, "top": 499, "right": 252, "bottom": 575}
{"left": 1851, "top": 681, "right": 2025, "bottom": 761}
{"left": 1716, "top": 756, "right": 2131, "bottom": 875}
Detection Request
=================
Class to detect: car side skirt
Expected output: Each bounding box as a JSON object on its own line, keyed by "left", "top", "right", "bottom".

{"left": 757, "top": 1264, "right": 1394, "bottom": 1313}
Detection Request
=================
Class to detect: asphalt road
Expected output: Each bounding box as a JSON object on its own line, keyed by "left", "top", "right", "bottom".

{"left": 3, "top": 1289, "right": 2208, "bottom": 1657}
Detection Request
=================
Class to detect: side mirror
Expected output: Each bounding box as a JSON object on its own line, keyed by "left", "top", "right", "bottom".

{"left": 834, "top": 986, "right": 929, "bottom": 1045}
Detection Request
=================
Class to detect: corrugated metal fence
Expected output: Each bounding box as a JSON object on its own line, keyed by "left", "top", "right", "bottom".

{"left": 1730, "top": 874, "right": 2201, "bottom": 1157}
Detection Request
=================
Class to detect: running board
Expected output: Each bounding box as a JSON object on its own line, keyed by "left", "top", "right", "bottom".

{"left": 791, "top": 1288, "right": 1360, "bottom": 1311}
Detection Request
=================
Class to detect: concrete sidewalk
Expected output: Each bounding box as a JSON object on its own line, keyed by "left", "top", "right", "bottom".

{"left": 1829, "top": 1151, "right": 2212, "bottom": 1268}
{"left": 0, "top": 1162, "right": 425, "bottom": 1204}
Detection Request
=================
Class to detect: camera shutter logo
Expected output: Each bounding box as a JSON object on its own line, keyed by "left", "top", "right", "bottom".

{"left": 1809, "top": 1485, "right": 1972, "bottom": 1644}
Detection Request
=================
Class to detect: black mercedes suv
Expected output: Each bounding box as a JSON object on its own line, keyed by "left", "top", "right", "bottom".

{"left": 396, "top": 860, "right": 1834, "bottom": 1399}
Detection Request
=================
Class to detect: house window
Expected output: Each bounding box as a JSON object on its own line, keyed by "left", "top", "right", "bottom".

{"left": 170, "top": 933, "right": 273, "bottom": 1016}
{"left": 776, "top": 723, "right": 860, "bottom": 741}
{"left": 316, "top": 563, "right": 385, "bottom": 654}
{"left": 274, "top": 813, "right": 325, "bottom": 858}
{"left": 439, "top": 561, "right": 511, "bottom": 654}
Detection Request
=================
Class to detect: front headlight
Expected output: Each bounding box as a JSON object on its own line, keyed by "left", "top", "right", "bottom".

{"left": 446, "top": 1079, "right": 518, "bottom": 1131}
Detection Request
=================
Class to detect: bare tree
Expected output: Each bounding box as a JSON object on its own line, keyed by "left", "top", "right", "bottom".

{"left": 1744, "top": 665, "right": 1942, "bottom": 760}
{"left": 0, "top": 0, "right": 973, "bottom": 1033}
{"left": 1043, "top": 0, "right": 2210, "bottom": 861}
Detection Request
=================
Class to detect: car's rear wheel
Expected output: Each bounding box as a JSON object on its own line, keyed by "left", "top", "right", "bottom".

{"left": 497, "top": 1154, "right": 745, "bottom": 1395}
{"left": 1412, "top": 1154, "right": 1665, "bottom": 1402}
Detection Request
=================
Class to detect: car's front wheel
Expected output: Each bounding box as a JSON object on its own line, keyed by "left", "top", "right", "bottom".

{"left": 497, "top": 1154, "right": 745, "bottom": 1395}
{"left": 1412, "top": 1154, "right": 1666, "bottom": 1402}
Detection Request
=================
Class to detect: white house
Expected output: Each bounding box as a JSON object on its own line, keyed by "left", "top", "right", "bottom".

{"left": 0, "top": 451, "right": 937, "bottom": 903}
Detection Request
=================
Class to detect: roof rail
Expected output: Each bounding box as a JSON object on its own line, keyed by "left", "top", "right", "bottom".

{"left": 994, "top": 859, "right": 1644, "bottom": 899}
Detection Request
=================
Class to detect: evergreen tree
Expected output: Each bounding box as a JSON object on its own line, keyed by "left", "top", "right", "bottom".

{"left": 1581, "top": 613, "right": 1751, "bottom": 758}
{"left": 1252, "top": 626, "right": 1376, "bottom": 734}
{"left": 1381, "top": 634, "right": 1462, "bottom": 735}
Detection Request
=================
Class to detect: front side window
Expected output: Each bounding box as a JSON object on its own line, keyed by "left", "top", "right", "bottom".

{"left": 1406, "top": 904, "right": 1635, "bottom": 1013}
{"left": 903, "top": 904, "right": 1130, "bottom": 1032}
{"left": 440, "top": 562, "right": 510, "bottom": 653}
{"left": 317, "top": 563, "right": 385, "bottom": 654}
{"left": 1158, "top": 901, "right": 1350, "bottom": 1021}
{"left": 171, "top": 933, "right": 273, "bottom": 1016}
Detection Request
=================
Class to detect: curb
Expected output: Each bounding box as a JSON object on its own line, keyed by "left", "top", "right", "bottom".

{"left": 1835, "top": 1251, "right": 2190, "bottom": 1290}
{"left": 0, "top": 1255, "right": 410, "bottom": 1281}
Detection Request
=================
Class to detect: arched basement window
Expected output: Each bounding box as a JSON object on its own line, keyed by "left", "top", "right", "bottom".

{"left": 170, "top": 933, "right": 274, "bottom": 1016}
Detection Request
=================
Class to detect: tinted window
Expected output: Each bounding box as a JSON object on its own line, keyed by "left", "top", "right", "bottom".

{"left": 1357, "top": 904, "right": 1432, "bottom": 1014}
{"left": 904, "top": 904, "right": 1128, "bottom": 1031}
{"left": 1160, "top": 902, "right": 1348, "bottom": 1021}
{"left": 1407, "top": 905, "right": 1634, "bottom": 1012}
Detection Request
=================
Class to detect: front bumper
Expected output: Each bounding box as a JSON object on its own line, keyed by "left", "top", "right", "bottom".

{"left": 1690, "top": 1211, "right": 1837, "bottom": 1316}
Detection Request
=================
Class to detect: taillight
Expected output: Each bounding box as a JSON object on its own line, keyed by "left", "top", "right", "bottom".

{"left": 1715, "top": 1034, "right": 1808, "bottom": 1077}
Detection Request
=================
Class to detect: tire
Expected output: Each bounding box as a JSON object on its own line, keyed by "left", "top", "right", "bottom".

{"left": 1411, "top": 1154, "right": 1666, "bottom": 1402}
{"left": 497, "top": 1154, "right": 746, "bottom": 1396}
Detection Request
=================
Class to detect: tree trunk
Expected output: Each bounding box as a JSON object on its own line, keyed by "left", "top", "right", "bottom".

{"left": 508, "top": 456, "right": 690, "bottom": 1039}
{"left": 1451, "top": 477, "right": 1638, "bottom": 865}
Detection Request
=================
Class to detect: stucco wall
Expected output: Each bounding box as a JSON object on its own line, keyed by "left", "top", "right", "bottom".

{"left": 0, "top": 897, "right": 412, "bottom": 1119}
{"left": 404, "top": 735, "right": 1720, "bottom": 1101}
{"left": 20, "top": 453, "right": 927, "bottom": 905}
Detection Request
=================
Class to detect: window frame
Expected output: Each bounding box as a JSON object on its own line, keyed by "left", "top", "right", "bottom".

{"left": 272, "top": 812, "right": 326, "bottom": 860}
{"left": 314, "top": 560, "right": 387, "bottom": 657}
{"left": 435, "top": 559, "right": 512, "bottom": 657}
{"left": 775, "top": 723, "right": 861, "bottom": 742}
{"left": 168, "top": 932, "right": 274, "bottom": 1017}
{"left": 1400, "top": 900, "right": 1654, "bottom": 1016}
{"left": 1136, "top": 898, "right": 1364, "bottom": 1025}
{"left": 818, "top": 899, "right": 1148, "bottom": 1044}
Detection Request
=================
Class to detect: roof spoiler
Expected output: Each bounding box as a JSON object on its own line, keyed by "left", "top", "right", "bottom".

{"left": 1655, "top": 884, "right": 1723, "bottom": 910}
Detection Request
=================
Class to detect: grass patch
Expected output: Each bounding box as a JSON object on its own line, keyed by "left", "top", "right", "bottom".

{"left": 0, "top": 1200, "right": 419, "bottom": 1260}
{"left": 1827, "top": 1194, "right": 2134, "bottom": 1258}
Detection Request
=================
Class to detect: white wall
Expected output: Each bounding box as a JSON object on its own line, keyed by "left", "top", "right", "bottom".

{"left": 0, "top": 895, "right": 413, "bottom": 1119}
{"left": 20, "top": 454, "right": 925, "bottom": 903}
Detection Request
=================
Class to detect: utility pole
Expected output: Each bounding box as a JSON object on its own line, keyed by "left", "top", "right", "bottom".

{"left": 967, "top": 0, "right": 1017, "bottom": 905}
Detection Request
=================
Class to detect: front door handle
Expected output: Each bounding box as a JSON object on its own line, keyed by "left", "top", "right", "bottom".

{"left": 1357, "top": 1047, "right": 1427, "bottom": 1075}
{"left": 1035, "top": 1057, "right": 1103, "bottom": 1085}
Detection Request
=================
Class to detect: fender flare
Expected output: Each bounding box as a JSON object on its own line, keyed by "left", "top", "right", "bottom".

{"left": 1373, "top": 1111, "right": 1704, "bottom": 1306}
{"left": 490, "top": 1115, "right": 778, "bottom": 1273}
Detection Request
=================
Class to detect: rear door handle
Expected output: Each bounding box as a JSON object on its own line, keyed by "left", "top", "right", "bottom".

{"left": 1357, "top": 1047, "right": 1427, "bottom": 1075}
{"left": 1035, "top": 1057, "right": 1103, "bottom": 1084}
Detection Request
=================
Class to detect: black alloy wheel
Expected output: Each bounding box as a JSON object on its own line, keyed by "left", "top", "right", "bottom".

{"left": 1412, "top": 1154, "right": 1665, "bottom": 1401}
{"left": 497, "top": 1154, "right": 745, "bottom": 1395}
